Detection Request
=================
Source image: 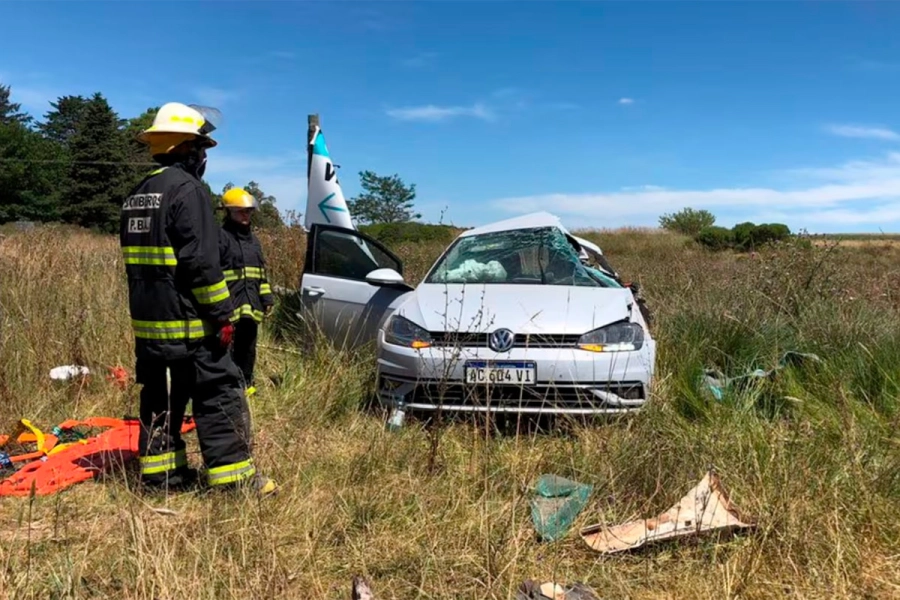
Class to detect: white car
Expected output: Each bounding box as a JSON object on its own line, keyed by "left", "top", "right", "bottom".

{"left": 298, "top": 212, "right": 656, "bottom": 415}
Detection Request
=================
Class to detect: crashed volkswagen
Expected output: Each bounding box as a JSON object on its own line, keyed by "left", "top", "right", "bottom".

{"left": 297, "top": 212, "right": 656, "bottom": 415}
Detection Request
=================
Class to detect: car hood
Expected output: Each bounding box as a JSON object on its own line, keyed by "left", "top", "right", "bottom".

{"left": 395, "top": 283, "right": 635, "bottom": 335}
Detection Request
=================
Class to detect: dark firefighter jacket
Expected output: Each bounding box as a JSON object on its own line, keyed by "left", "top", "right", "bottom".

{"left": 119, "top": 164, "right": 234, "bottom": 361}
{"left": 218, "top": 218, "right": 274, "bottom": 324}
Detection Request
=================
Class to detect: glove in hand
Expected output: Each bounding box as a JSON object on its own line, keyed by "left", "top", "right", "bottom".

{"left": 218, "top": 322, "right": 234, "bottom": 348}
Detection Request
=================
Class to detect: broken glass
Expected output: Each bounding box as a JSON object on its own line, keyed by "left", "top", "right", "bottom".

{"left": 426, "top": 227, "right": 618, "bottom": 287}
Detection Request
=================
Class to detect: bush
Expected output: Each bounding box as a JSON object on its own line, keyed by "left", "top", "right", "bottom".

{"left": 693, "top": 220, "right": 793, "bottom": 252}
{"left": 659, "top": 207, "right": 716, "bottom": 237}
{"left": 732, "top": 222, "right": 757, "bottom": 249}
{"left": 359, "top": 222, "right": 460, "bottom": 247}
{"left": 695, "top": 225, "right": 734, "bottom": 250}
{"left": 733, "top": 221, "right": 792, "bottom": 250}
{"left": 755, "top": 223, "right": 792, "bottom": 245}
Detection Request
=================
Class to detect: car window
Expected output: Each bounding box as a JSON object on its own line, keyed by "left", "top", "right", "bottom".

{"left": 314, "top": 229, "right": 400, "bottom": 280}
{"left": 425, "top": 226, "right": 610, "bottom": 286}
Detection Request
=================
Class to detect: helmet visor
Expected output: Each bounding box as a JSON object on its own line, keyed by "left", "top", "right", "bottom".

{"left": 188, "top": 104, "right": 223, "bottom": 136}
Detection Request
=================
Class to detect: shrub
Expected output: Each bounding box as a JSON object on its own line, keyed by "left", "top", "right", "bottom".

{"left": 359, "top": 222, "right": 460, "bottom": 247}
{"left": 733, "top": 221, "right": 792, "bottom": 250}
{"left": 695, "top": 225, "right": 734, "bottom": 250}
{"left": 693, "top": 220, "right": 793, "bottom": 252}
{"left": 658, "top": 207, "right": 716, "bottom": 237}
{"left": 732, "top": 222, "right": 757, "bottom": 249}
{"left": 755, "top": 223, "right": 792, "bottom": 245}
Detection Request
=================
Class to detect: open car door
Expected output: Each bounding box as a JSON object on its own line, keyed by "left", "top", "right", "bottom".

{"left": 299, "top": 224, "right": 415, "bottom": 350}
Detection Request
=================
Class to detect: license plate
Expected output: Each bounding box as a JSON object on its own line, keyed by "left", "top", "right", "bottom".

{"left": 464, "top": 361, "right": 536, "bottom": 385}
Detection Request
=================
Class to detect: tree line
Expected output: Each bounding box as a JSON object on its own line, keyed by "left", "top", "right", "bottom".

{"left": 1, "top": 82, "right": 427, "bottom": 234}
{"left": 0, "top": 83, "right": 289, "bottom": 232}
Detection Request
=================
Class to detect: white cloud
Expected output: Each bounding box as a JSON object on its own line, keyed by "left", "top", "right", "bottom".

{"left": 192, "top": 86, "right": 239, "bottom": 108}
{"left": 487, "top": 152, "right": 900, "bottom": 228}
{"left": 549, "top": 101, "right": 579, "bottom": 111}
{"left": 8, "top": 85, "right": 57, "bottom": 115}
{"left": 618, "top": 98, "right": 635, "bottom": 105}
{"left": 621, "top": 184, "right": 667, "bottom": 192}
{"left": 386, "top": 103, "right": 494, "bottom": 122}
{"left": 384, "top": 90, "right": 574, "bottom": 123}
{"left": 401, "top": 52, "right": 437, "bottom": 68}
{"left": 491, "top": 88, "right": 524, "bottom": 99}
{"left": 825, "top": 124, "right": 900, "bottom": 141}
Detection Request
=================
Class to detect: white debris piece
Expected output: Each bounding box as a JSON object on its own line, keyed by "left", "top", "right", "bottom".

{"left": 580, "top": 469, "right": 755, "bottom": 554}
{"left": 434, "top": 259, "right": 507, "bottom": 283}
{"left": 49, "top": 365, "right": 90, "bottom": 381}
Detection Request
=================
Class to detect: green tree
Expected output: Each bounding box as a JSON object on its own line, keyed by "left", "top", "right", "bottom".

{"left": 732, "top": 221, "right": 757, "bottom": 249}
{"left": 347, "top": 170, "right": 420, "bottom": 225}
{"left": 122, "top": 107, "right": 159, "bottom": 190}
{"left": 204, "top": 180, "right": 223, "bottom": 213}
{"left": 60, "top": 93, "right": 131, "bottom": 232}
{"left": 0, "top": 121, "right": 64, "bottom": 222}
{"left": 0, "top": 84, "right": 31, "bottom": 126}
{"left": 733, "top": 221, "right": 791, "bottom": 250}
{"left": 39, "top": 95, "right": 89, "bottom": 147}
{"left": 659, "top": 207, "right": 716, "bottom": 237}
{"left": 695, "top": 225, "right": 734, "bottom": 251}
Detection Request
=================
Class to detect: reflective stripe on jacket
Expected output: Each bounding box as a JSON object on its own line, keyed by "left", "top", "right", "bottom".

{"left": 218, "top": 218, "right": 273, "bottom": 324}
{"left": 119, "top": 164, "right": 234, "bottom": 360}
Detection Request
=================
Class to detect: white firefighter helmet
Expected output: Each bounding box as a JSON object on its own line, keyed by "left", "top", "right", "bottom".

{"left": 137, "top": 102, "right": 220, "bottom": 152}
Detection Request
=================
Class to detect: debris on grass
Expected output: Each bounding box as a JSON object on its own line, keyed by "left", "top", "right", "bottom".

{"left": 105, "top": 365, "right": 130, "bottom": 389}
{"left": 351, "top": 576, "right": 375, "bottom": 600}
{"left": 530, "top": 473, "right": 593, "bottom": 542}
{"left": 49, "top": 364, "right": 90, "bottom": 381}
{"left": 580, "top": 468, "right": 755, "bottom": 554}
{"left": 515, "top": 579, "right": 601, "bottom": 600}
{"left": 385, "top": 401, "right": 407, "bottom": 432}
{"left": 702, "top": 351, "right": 822, "bottom": 401}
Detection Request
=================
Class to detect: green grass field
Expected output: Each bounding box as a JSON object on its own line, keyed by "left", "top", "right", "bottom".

{"left": 2, "top": 225, "right": 900, "bottom": 598}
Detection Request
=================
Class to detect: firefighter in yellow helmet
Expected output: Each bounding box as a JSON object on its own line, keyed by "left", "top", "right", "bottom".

{"left": 218, "top": 187, "right": 275, "bottom": 395}
{"left": 120, "top": 102, "right": 277, "bottom": 497}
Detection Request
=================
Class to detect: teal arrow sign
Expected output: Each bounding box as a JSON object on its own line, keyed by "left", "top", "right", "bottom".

{"left": 318, "top": 193, "right": 347, "bottom": 224}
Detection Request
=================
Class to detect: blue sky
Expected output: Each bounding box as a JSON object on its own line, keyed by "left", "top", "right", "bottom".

{"left": 5, "top": 1, "right": 900, "bottom": 233}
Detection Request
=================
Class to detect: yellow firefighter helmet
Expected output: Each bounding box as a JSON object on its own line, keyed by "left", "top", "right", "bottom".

{"left": 221, "top": 187, "right": 259, "bottom": 209}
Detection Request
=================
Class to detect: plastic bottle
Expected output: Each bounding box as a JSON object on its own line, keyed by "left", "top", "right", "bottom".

{"left": 386, "top": 401, "right": 406, "bottom": 431}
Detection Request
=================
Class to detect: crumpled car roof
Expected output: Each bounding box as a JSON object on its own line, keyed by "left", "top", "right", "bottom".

{"left": 459, "top": 211, "right": 568, "bottom": 238}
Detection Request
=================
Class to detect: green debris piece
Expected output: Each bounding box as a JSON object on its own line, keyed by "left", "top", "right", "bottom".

{"left": 530, "top": 474, "right": 593, "bottom": 542}
{"left": 702, "top": 351, "right": 822, "bottom": 401}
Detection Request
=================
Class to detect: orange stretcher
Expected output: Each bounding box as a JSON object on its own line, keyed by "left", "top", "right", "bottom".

{"left": 0, "top": 416, "right": 196, "bottom": 497}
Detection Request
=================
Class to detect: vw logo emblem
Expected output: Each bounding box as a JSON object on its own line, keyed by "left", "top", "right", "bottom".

{"left": 488, "top": 328, "right": 515, "bottom": 353}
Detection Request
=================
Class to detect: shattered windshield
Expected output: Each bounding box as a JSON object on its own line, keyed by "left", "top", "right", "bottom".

{"left": 425, "top": 226, "right": 615, "bottom": 286}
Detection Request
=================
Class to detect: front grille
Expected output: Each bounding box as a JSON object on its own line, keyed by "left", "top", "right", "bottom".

{"left": 394, "top": 379, "right": 645, "bottom": 410}
{"left": 429, "top": 332, "right": 581, "bottom": 349}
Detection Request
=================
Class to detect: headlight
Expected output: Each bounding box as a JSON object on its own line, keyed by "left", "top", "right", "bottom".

{"left": 577, "top": 321, "right": 644, "bottom": 352}
{"left": 384, "top": 315, "right": 433, "bottom": 349}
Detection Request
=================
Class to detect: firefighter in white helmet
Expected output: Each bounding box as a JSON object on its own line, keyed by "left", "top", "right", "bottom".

{"left": 120, "top": 102, "right": 277, "bottom": 497}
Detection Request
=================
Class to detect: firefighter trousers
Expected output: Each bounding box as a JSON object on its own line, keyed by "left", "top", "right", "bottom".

{"left": 135, "top": 337, "right": 255, "bottom": 488}
{"left": 231, "top": 318, "right": 259, "bottom": 388}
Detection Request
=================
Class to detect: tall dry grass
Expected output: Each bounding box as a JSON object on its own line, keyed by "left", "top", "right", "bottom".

{"left": 1, "top": 225, "right": 900, "bottom": 598}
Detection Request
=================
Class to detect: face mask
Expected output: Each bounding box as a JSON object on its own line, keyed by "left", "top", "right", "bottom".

{"left": 195, "top": 157, "right": 207, "bottom": 179}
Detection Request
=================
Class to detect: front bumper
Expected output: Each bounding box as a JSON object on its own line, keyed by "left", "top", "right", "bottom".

{"left": 375, "top": 330, "right": 656, "bottom": 415}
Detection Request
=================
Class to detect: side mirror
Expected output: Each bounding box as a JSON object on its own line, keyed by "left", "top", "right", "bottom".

{"left": 365, "top": 268, "right": 406, "bottom": 287}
